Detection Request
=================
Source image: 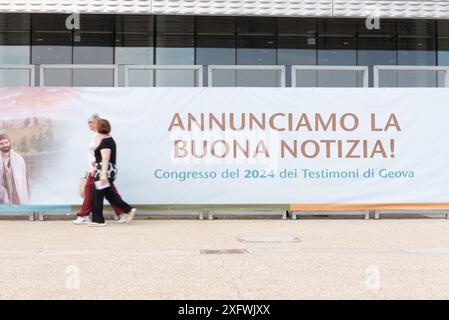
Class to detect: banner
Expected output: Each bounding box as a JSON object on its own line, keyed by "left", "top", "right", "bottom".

{"left": 0, "top": 87, "right": 448, "bottom": 210}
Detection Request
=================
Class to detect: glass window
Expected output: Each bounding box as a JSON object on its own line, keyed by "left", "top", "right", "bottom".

{"left": 318, "top": 37, "right": 356, "bottom": 65}
{"left": 358, "top": 37, "right": 396, "bottom": 86}
{"left": 316, "top": 37, "right": 357, "bottom": 87}
{"left": 156, "top": 36, "right": 194, "bottom": 65}
{"left": 237, "top": 37, "right": 276, "bottom": 65}
{"left": 396, "top": 38, "right": 437, "bottom": 87}
{"left": 73, "top": 15, "right": 114, "bottom": 65}
{"left": 116, "top": 46, "right": 154, "bottom": 87}
{"left": 0, "top": 14, "right": 30, "bottom": 85}
{"left": 196, "top": 36, "right": 236, "bottom": 65}
{"left": 0, "top": 44, "right": 29, "bottom": 64}
{"left": 155, "top": 16, "right": 195, "bottom": 86}
{"left": 437, "top": 21, "right": 449, "bottom": 66}
{"left": 395, "top": 20, "right": 437, "bottom": 86}
{"left": 73, "top": 32, "right": 113, "bottom": 64}
{"left": 31, "top": 14, "right": 73, "bottom": 86}
{"left": 278, "top": 37, "right": 316, "bottom": 65}
{"left": 197, "top": 35, "right": 236, "bottom": 86}
{"left": 318, "top": 19, "right": 357, "bottom": 37}
{"left": 237, "top": 17, "right": 276, "bottom": 36}
{"left": 0, "top": 13, "right": 30, "bottom": 33}
{"left": 317, "top": 18, "right": 356, "bottom": 68}
{"left": 397, "top": 38, "right": 436, "bottom": 65}
{"left": 278, "top": 36, "right": 316, "bottom": 86}
{"left": 31, "top": 14, "right": 72, "bottom": 65}
{"left": 357, "top": 19, "right": 396, "bottom": 37}
{"left": 196, "top": 16, "right": 236, "bottom": 66}
{"left": 32, "top": 32, "right": 72, "bottom": 64}
{"left": 197, "top": 16, "right": 235, "bottom": 35}
{"left": 397, "top": 20, "right": 436, "bottom": 66}
{"left": 236, "top": 17, "right": 276, "bottom": 64}
{"left": 397, "top": 20, "right": 435, "bottom": 38}
{"left": 278, "top": 18, "right": 316, "bottom": 36}
{"left": 438, "top": 38, "right": 449, "bottom": 66}
{"left": 156, "top": 16, "right": 194, "bottom": 65}
{"left": 115, "top": 15, "right": 154, "bottom": 86}
{"left": 0, "top": 32, "right": 29, "bottom": 64}
{"left": 196, "top": 17, "right": 236, "bottom": 86}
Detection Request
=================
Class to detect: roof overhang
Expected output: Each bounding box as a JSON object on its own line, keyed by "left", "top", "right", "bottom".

{"left": 0, "top": 1, "right": 448, "bottom": 19}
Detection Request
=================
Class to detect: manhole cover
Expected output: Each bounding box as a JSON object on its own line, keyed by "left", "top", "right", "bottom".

{"left": 238, "top": 235, "right": 301, "bottom": 243}
{"left": 200, "top": 249, "right": 248, "bottom": 255}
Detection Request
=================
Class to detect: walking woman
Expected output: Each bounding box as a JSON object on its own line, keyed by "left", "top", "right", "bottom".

{"left": 89, "top": 119, "right": 136, "bottom": 227}
{"left": 73, "top": 114, "right": 127, "bottom": 224}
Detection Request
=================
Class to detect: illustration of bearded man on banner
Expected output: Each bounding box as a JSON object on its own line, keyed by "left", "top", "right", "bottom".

{"left": 0, "top": 185, "right": 8, "bottom": 204}
{"left": 0, "top": 134, "right": 29, "bottom": 204}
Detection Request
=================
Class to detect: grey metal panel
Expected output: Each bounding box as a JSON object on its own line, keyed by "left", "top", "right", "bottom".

{"left": 374, "top": 65, "right": 449, "bottom": 87}
{"left": 124, "top": 65, "right": 203, "bottom": 87}
{"left": 0, "top": 65, "right": 35, "bottom": 86}
{"left": 292, "top": 65, "right": 369, "bottom": 88}
{"left": 40, "top": 64, "right": 118, "bottom": 87}
{"left": 208, "top": 65, "right": 286, "bottom": 87}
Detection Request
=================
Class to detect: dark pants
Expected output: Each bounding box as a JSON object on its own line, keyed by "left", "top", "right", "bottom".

{"left": 92, "top": 180, "right": 132, "bottom": 223}
{"left": 78, "top": 174, "right": 124, "bottom": 217}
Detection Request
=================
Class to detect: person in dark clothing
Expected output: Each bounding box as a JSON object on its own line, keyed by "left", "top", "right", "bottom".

{"left": 89, "top": 119, "right": 136, "bottom": 227}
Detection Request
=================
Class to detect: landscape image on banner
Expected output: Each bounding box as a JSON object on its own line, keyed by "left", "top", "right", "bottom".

{"left": 0, "top": 88, "right": 75, "bottom": 205}
{"left": 0, "top": 118, "right": 65, "bottom": 204}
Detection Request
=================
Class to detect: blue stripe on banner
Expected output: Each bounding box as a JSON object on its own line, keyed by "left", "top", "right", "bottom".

{"left": 0, "top": 205, "right": 72, "bottom": 213}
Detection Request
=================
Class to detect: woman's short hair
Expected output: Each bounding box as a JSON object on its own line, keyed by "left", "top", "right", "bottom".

{"left": 97, "top": 119, "right": 111, "bottom": 134}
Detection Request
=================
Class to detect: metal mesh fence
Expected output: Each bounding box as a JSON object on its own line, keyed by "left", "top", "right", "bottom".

{"left": 0, "top": 65, "right": 35, "bottom": 86}
{"left": 125, "top": 65, "right": 203, "bottom": 87}
{"left": 208, "top": 66, "right": 285, "bottom": 87}
{"left": 5, "top": 64, "right": 449, "bottom": 88}
{"left": 292, "top": 66, "right": 368, "bottom": 88}
{"left": 40, "top": 65, "right": 118, "bottom": 87}
{"left": 374, "top": 66, "right": 449, "bottom": 88}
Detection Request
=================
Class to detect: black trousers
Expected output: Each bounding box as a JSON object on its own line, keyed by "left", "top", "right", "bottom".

{"left": 92, "top": 180, "right": 132, "bottom": 223}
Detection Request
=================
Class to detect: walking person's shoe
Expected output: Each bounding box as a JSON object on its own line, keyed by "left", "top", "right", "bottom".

{"left": 125, "top": 208, "right": 137, "bottom": 223}
{"left": 88, "top": 222, "right": 106, "bottom": 227}
{"left": 72, "top": 216, "right": 91, "bottom": 225}
{"left": 118, "top": 214, "right": 128, "bottom": 224}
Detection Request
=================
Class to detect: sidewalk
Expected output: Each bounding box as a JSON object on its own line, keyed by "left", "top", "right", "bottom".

{"left": 1, "top": 218, "right": 449, "bottom": 299}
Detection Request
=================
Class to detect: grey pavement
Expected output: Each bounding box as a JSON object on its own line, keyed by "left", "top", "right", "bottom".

{"left": 1, "top": 218, "right": 449, "bottom": 299}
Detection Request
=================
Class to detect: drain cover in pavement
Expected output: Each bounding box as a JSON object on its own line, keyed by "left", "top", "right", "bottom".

{"left": 200, "top": 249, "right": 248, "bottom": 255}
{"left": 237, "top": 235, "right": 301, "bottom": 243}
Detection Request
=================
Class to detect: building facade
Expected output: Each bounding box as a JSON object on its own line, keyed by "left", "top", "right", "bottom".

{"left": 0, "top": 1, "right": 448, "bottom": 87}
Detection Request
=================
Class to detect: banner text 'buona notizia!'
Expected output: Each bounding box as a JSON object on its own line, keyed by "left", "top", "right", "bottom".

{"left": 168, "top": 112, "right": 402, "bottom": 159}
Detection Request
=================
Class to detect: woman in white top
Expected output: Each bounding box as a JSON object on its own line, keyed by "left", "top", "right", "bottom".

{"left": 72, "top": 114, "right": 128, "bottom": 225}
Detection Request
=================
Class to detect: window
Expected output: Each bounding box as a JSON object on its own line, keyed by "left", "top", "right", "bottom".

{"left": 156, "top": 16, "right": 194, "bottom": 65}
{"left": 437, "top": 20, "right": 449, "bottom": 66}
{"left": 73, "top": 15, "right": 114, "bottom": 64}
{"left": 0, "top": 13, "right": 30, "bottom": 85}
{"left": 32, "top": 14, "right": 72, "bottom": 65}
{"left": 318, "top": 37, "right": 356, "bottom": 65}
{"left": 0, "top": 13, "right": 30, "bottom": 64}
{"left": 237, "top": 17, "right": 276, "bottom": 65}
{"left": 115, "top": 15, "right": 154, "bottom": 86}
{"left": 317, "top": 19, "right": 356, "bottom": 66}
{"left": 358, "top": 37, "right": 396, "bottom": 86}
{"left": 155, "top": 16, "right": 195, "bottom": 86}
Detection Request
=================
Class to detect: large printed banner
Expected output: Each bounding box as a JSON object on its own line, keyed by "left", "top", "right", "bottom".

{"left": 0, "top": 87, "right": 449, "bottom": 210}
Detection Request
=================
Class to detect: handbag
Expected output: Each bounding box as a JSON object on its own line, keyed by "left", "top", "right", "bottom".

{"left": 79, "top": 177, "right": 87, "bottom": 198}
{"left": 94, "top": 162, "right": 117, "bottom": 181}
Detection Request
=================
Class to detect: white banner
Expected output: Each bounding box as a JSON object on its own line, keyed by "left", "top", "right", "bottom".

{"left": 0, "top": 87, "right": 448, "bottom": 209}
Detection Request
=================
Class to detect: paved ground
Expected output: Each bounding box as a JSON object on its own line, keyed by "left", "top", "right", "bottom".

{"left": 1, "top": 217, "right": 449, "bottom": 299}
